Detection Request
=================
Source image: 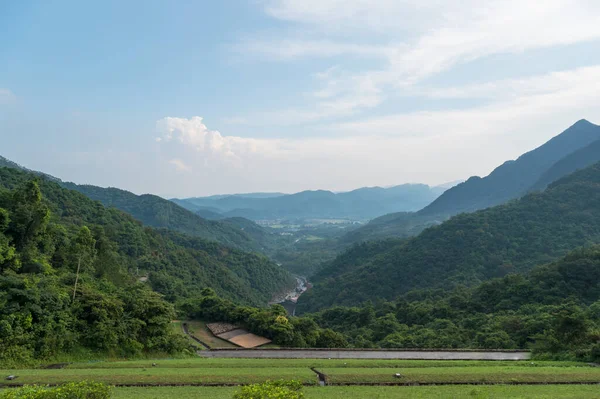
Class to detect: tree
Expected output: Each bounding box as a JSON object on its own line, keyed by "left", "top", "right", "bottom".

{"left": 71, "top": 226, "right": 97, "bottom": 302}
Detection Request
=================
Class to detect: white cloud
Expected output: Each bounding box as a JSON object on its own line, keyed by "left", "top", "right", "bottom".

{"left": 169, "top": 159, "right": 191, "bottom": 172}
{"left": 237, "top": 0, "right": 600, "bottom": 124}
{"left": 0, "top": 89, "right": 16, "bottom": 105}
{"left": 154, "top": 63, "right": 599, "bottom": 195}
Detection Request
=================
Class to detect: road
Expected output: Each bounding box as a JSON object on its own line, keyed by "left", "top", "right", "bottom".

{"left": 198, "top": 349, "right": 531, "bottom": 360}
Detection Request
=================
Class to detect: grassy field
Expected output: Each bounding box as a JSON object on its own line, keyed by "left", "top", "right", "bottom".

{"left": 3, "top": 358, "right": 600, "bottom": 398}
{"left": 320, "top": 366, "right": 600, "bottom": 384}
{"left": 0, "top": 367, "right": 317, "bottom": 386}
{"left": 112, "top": 385, "right": 600, "bottom": 398}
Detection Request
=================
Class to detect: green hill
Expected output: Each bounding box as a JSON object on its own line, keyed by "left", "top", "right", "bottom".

{"left": 309, "top": 246, "right": 600, "bottom": 358}
{"left": 60, "top": 183, "right": 275, "bottom": 253}
{"left": 298, "top": 162, "right": 600, "bottom": 312}
{"left": 0, "top": 167, "right": 294, "bottom": 307}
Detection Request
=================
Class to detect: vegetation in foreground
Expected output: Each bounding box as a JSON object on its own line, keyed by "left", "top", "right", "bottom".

{"left": 111, "top": 385, "right": 600, "bottom": 399}
{"left": 2, "top": 359, "right": 598, "bottom": 387}
{"left": 0, "top": 381, "right": 111, "bottom": 399}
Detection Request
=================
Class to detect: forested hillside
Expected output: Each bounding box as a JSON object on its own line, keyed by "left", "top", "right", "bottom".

{"left": 0, "top": 155, "right": 279, "bottom": 253}
{"left": 60, "top": 183, "right": 276, "bottom": 253}
{"left": 0, "top": 168, "right": 294, "bottom": 307}
{"left": 299, "top": 162, "right": 600, "bottom": 312}
{"left": 308, "top": 246, "right": 600, "bottom": 360}
{"left": 0, "top": 175, "right": 189, "bottom": 364}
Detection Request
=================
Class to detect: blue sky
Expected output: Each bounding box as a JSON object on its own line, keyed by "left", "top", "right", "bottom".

{"left": 2, "top": 0, "right": 600, "bottom": 197}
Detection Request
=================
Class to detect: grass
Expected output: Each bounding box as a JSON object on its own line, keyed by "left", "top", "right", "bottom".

{"left": 0, "top": 368, "right": 317, "bottom": 386}
{"left": 320, "top": 366, "right": 600, "bottom": 384}
{"left": 65, "top": 358, "right": 584, "bottom": 369}
{"left": 112, "top": 385, "right": 600, "bottom": 398}
{"left": 170, "top": 321, "right": 204, "bottom": 350}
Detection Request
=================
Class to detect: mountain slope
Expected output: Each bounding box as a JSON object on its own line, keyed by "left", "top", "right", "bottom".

{"left": 309, "top": 245, "right": 600, "bottom": 355}
{"left": 0, "top": 155, "right": 276, "bottom": 253}
{"left": 298, "top": 161, "right": 600, "bottom": 312}
{"left": 530, "top": 138, "right": 600, "bottom": 191}
{"left": 421, "top": 119, "right": 600, "bottom": 216}
{"left": 61, "top": 183, "right": 267, "bottom": 252}
{"left": 0, "top": 167, "right": 294, "bottom": 306}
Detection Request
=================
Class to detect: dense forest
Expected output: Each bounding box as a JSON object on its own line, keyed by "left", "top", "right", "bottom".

{"left": 299, "top": 161, "right": 600, "bottom": 312}
{"left": 0, "top": 168, "right": 294, "bottom": 307}
{"left": 308, "top": 246, "right": 600, "bottom": 361}
{"left": 183, "top": 246, "right": 600, "bottom": 361}
{"left": 0, "top": 177, "right": 189, "bottom": 365}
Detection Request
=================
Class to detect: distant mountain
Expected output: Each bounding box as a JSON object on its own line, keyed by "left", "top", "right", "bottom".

{"left": 298, "top": 161, "right": 600, "bottom": 312}
{"left": 343, "top": 120, "right": 600, "bottom": 243}
{"left": 174, "top": 184, "right": 445, "bottom": 221}
{"left": 421, "top": 119, "right": 600, "bottom": 216}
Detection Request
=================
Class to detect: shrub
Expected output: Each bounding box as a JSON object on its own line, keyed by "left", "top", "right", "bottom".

{"left": 0, "top": 381, "right": 111, "bottom": 399}
{"left": 233, "top": 380, "right": 304, "bottom": 399}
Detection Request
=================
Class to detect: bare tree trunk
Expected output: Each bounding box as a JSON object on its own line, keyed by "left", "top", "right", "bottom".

{"left": 73, "top": 255, "right": 82, "bottom": 302}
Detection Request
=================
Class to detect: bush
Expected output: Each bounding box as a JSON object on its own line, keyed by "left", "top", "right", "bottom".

{"left": 233, "top": 380, "right": 304, "bottom": 399}
{"left": 0, "top": 381, "right": 111, "bottom": 399}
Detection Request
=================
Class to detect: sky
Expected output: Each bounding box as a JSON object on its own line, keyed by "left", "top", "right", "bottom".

{"left": 1, "top": 0, "right": 600, "bottom": 198}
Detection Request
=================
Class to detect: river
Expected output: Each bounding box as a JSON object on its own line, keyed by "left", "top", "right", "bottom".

{"left": 270, "top": 275, "right": 309, "bottom": 316}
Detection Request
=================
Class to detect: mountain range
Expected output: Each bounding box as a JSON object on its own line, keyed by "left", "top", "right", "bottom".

{"left": 345, "top": 119, "right": 600, "bottom": 243}
{"left": 299, "top": 160, "right": 600, "bottom": 312}
{"left": 173, "top": 183, "right": 448, "bottom": 221}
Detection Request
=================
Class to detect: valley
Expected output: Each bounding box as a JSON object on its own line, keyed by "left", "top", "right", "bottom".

{"left": 3, "top": 120, "right": 600, "bottom": 398}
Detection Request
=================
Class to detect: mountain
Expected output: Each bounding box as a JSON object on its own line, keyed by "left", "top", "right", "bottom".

{"left": 60, "top": 183, "right": 274, "bottom": 252}
{"left": 530, "top": 138, "right": 600, "bottom": 191}
{"left": 174, "top": 184, "right": 445, "bottom": 221}
{"left": 309, "top": 246, "right": 600, "bottom": 356}
{"left": 420, "top": 119, "right": 600, "bottom": 217}
{"left": 342, "top": 120, "right": 600, "bottom": 243}
{"left": 0, "top": 155, "right": 276, "bottom": 253}
{"left": 0, "top": 167, "right": 294, "bottom": 306}
{"left": 298, "top": 161, "right": 600, "bottom": 312}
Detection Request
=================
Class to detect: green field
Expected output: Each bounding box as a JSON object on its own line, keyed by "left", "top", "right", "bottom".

{"left": 112, "top": 385, "right": 600, "bottom": 399}
{"left": 3, "top": 358, "right": 600, "bottom": 398}
{"left": 0, "top": 367, "right": 317, "bottom": 386}
{"left": 321, "top": 366, "right": 600, "bottom": 384}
